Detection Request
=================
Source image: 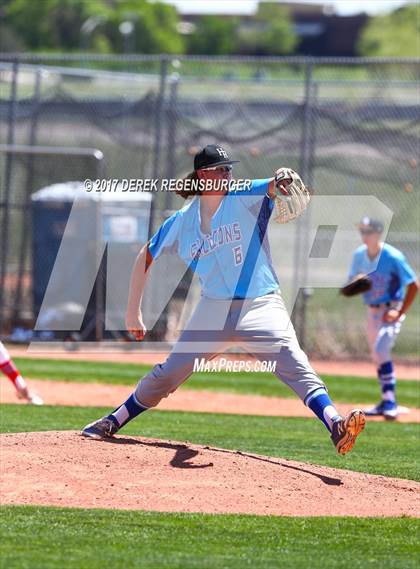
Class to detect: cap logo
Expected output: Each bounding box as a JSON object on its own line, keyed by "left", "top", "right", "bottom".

{"left": 216, "top": 147, "right": 228, "bottom": 159}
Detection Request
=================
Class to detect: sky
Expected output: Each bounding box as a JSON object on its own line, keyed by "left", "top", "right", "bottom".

{"left": 160, "top": 0, "right": 412, "bottom": 16}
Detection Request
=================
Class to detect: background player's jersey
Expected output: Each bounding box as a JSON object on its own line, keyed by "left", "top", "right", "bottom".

{"left": 148, "top": 179, "right": 279, "bottom": 299}
{"left": 349, "top": 243, "right": 416, "bottom": 305}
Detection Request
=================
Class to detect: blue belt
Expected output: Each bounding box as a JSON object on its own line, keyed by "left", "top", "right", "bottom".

{"left": 369, "top": 302, "right": 391, "bottom": 308}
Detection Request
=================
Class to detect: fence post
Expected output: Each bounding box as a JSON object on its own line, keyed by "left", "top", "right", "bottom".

{"left": 293, "top": 60, "right": 315, "bottom": 349}
{"left": 95, "top": 153, "right": 106, "bottom": 343}
{"left": 0, "top": 58, "right": 19, "bottom": 332}
{"left": 12, "top": 69, "right": 42, "bottom": 324}
{"left": 148, "top": 55, "right": 169, "bottom": 238}
{"left": 165, "top": 73, "right": 179, "bottom": 211}
{"left": 299, "top": 79, "right": 319, "bottom": 351}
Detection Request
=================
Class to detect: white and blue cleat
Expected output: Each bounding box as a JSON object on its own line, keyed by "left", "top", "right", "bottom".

{"left": 365, "top": 400, "right": 399, "bottom": 420}
{"left": 81, "top": 416, "right": 119, "bottom": 440}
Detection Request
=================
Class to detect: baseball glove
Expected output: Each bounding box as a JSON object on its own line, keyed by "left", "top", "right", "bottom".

{"left": 340, "top": 275, "right": 372, "bottom": 297}
{"left": 273, "top": 167, "right": 311, "bottom": 224}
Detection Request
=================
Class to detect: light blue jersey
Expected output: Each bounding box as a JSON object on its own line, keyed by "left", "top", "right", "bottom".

{"left": 349, "top": 243, "right": 416, "bottom": 305}
{"left": 148, "top": 179, "right": 279, "bottom": 299}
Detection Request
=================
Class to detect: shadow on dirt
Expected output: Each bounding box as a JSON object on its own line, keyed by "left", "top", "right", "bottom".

{"left": 99, "top": 435, "right": 343, "bottom": 484}
{"left": 103, "top": 437, "right": 213, "bottom": 469}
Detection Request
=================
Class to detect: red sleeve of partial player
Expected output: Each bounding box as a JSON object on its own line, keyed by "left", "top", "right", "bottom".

{"left": 0, "top": 360, "right": 19, "bottom": 382}
{"left": 145, "top": 244, "right": 153, "bottom": 271}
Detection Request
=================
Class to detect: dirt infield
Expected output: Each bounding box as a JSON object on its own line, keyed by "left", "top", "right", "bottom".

{"left": 1, "top": 431, "right": 418, "bottom": 517}
{"left": 8, "top": 346, "right": 420, "bottom": 380}
{"left": 2, "top": 379, "right": 419, "bottom": 422}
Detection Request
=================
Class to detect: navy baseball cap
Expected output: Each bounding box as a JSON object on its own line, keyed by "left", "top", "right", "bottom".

{"left": 357, "top": 217, "right": 384, "bottom": 233}
{"left": 194, "top": 144, "right": 240, "bottom": 170}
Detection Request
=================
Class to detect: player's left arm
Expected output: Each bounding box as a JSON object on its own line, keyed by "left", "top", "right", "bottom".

{"left": 240, "top": 169, "right": 294, "bottom": 202}
{"left": 266, "top": 173, "right": 292, "bottom": 199}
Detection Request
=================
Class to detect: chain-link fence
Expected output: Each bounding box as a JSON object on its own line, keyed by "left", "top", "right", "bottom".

{"left": 0, "top": 54, "right": 419, "bottom": 358}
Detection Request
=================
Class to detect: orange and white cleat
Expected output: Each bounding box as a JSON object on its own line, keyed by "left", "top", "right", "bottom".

{"left": 331, "top": 409, "right": 366, "bottom": 455}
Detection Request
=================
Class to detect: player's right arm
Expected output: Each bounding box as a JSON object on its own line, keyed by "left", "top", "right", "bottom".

{"left": 125, "top": 212, "right": 182, "bottom": 340}
{"left": 125, "top": 243, "right": 153, "bottom": 340}
{"left": 383, "top": 252, "right": 419, "bottom": 323}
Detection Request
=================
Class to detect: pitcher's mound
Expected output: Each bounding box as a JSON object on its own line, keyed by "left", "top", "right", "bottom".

{"left": 1, "top": 431, "right": 418, "bottom": 517}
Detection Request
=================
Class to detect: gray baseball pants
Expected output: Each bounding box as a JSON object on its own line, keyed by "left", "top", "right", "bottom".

{"left": 135, "top": 292, "right": 325, "bottom": 408}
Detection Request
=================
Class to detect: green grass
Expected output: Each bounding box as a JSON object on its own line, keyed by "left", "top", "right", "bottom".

{"left": 0, "top": 506, "right": 418, "bottom": 569}
{"left": 13, "top": 357, "right": 149, "bottom": 385}
{"left": 1, "top": 404, "right": 419, "bottom": 481}
{"left": 14, "top": 357, "right": 420, "bottom": 407}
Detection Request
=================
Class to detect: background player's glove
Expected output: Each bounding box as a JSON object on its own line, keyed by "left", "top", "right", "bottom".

{"left": 340, "top": 275, "right": 372, "bottom": 297}
{"left": 273, "top": 167, "right": 311, "bottom": 224}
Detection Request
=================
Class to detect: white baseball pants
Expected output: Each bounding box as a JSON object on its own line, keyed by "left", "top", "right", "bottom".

{"left": 367, "top": 304, "right": 403, "bottom": 366}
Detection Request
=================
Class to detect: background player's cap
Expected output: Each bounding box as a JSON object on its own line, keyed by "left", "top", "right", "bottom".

{"left": 194, "top": 144, "right": 240, "bottom": 170}
{"left": 357, "top": 217, "right": 384, "bottom": 233}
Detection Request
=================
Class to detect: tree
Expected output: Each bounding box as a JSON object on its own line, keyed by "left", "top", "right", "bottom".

{"left": 358, "top": 4, "right": 420, "bottom": 57}
{"left": 186, "top": 15, "right": 239, "bottom": 55}
{"left": 3, "top": 0, "right": 184, "bottom": 54}
{"left": 237, "top": 2, "right": 297, "bottom": 56}
{"left": 105, "top": 0, "right": 184, "bottom": 54}
{"left": 5, "top": 0, "right": 89, "bottom": 50}
{"left": 0, "top": 25, "right": 25, "bottom": 52}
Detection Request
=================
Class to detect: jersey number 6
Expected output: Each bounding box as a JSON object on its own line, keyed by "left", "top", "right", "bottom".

{"left": 233, "top": 245, "right": 243, "bottom": 266}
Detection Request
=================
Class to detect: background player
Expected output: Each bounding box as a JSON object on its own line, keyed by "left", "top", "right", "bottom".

{"left": 0, "top": 341, "right": 43, "bottom": 405}
{"left": 348, "top": 217, "right": 418, "bottom": 419}
{"left": 82, "top": 144, "right": 365, "bottom": 455}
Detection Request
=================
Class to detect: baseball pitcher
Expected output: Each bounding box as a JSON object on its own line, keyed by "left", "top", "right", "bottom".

{"left": 82, "top": 145, "right": 365, "bottom": 455}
